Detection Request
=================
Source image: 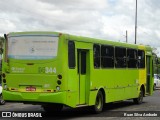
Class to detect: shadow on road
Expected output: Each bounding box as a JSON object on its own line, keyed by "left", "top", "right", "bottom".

{"left": 41, "top": 100, "right": 145, "bottom": 119}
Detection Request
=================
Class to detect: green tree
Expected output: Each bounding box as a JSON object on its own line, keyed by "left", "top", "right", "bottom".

{"left": 157, "top": 57, "right": 160, "bottom": 75}
{"left": 152, "top": 47, "right": 160, "bottom": 74}
{"left": 0, "top": 36, "right": 4, "bottom": 54}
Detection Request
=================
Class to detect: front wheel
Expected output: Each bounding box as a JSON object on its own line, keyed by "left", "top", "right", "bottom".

{"left": 91, "top": 91, "right": 104, "bottom": 114}
{"left": 0, "top": 100, "right": 5, "bottom": 105}
{"left": 133, "top": 88, "right": 143, "bottom": 104}
{"left": 0, "top": 94, "right": 5, "bottom": 105}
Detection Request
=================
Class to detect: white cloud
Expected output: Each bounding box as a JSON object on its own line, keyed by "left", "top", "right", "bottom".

{"left": 0, "top": 0, "right": 160, "bottom": 56}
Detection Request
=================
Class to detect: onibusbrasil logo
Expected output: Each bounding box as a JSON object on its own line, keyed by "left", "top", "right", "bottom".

{"left": 1, "top": 112, "right": 42, "bottom": 118}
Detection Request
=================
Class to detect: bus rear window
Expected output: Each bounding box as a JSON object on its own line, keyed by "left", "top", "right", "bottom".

{"left": 8, "top": 35, "right": 58, "bottom": 60}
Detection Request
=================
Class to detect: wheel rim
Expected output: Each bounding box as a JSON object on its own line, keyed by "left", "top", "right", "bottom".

{"left": 96, "top": 94, "right": 102, "bottom": 110}
{"left": 0, "top": 100, "right": 5, "bottom": 105}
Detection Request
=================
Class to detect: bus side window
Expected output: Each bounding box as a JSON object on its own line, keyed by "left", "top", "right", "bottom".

{"left": 101, "top": 45, "right": 114, "bottom": 68}
{"left": 138, "top": 50, "right": 145, "bottom": 68}
{"left": 115, "top": 47, "right": 126, "bottom": 68}
{"left": 127, "top": 49, "right": 137, "bottom": 68}
{"left": 93, "top": 44, "right": 100, "bottom": 68}
{"left": 68, "top": 41, "right": 75, "bottom": 69}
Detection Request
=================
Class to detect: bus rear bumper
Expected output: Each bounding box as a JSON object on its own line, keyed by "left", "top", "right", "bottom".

{"left": 3, "top": 90, "right": 67, "bottom": 104}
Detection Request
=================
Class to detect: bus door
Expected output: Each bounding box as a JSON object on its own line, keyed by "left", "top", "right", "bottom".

{"left": 146, "top": 56, "right": 152, "bottom": 94}
{"left": 77, "top": 49, "right": 89, "bottom": 104}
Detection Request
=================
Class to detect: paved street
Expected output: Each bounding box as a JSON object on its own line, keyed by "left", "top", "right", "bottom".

{"left": 0, "top": 89, "right": 160, "bottom": 120}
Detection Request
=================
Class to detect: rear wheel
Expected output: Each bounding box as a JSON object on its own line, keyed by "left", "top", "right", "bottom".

{"left": 133, "top": 88, "right": 143, "bottom": 104}
{"left": 92, "top": 90, "right": 104, "bottom": 113}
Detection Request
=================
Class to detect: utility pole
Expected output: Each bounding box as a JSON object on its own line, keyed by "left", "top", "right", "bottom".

{"left": 126, "top": 30, "right": 128, "bottom": 43}
{"left": 135, "top": 0, "right": 137, "bottom": 44}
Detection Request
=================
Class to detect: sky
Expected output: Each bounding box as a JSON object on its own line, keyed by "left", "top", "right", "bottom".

{"left": 0, "top": 0, "right": 160, "bottom": 56}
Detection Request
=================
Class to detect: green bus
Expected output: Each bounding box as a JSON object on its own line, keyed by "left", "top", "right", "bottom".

{"left": 2, "top": 31, "right": 153, "bottom": 113}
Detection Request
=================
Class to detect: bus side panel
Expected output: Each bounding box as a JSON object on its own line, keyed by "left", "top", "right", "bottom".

{"left": 66, "top": 70, "right": 79, "bottom": 107}
{"left": 90, "top": 69, "right": 139, "bottom": 103}
{"left": 89, "top": 90, "right": 98, "bottom": 106}
{"left": 139, "top": 69, "right": 146, "bottom": 94}
{"left": 124, "top": 70, "right": 139, "bottom": 100}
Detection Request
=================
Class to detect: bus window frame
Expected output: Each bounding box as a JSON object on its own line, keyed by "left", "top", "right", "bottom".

{"left": 138, "top": 50, "right": 145, "bottom": 68}
{"left": 127, "top": 48, "right": 138, "bottom": 68}
{"left": 115, "top": 47, "right": 127, "bottom": 68}
{"left": 68, "top": 41, "right": 76, "bottom": 69}
{"left": 93, "top": 44, "right": 100, "bottom": 69}
{"left": 101, "top": 45, "right": 114, "bottom": 68}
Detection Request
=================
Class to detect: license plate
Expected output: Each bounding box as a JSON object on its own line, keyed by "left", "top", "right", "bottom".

{"left": 26, "top": 86, "right": 36, "bottom": 91}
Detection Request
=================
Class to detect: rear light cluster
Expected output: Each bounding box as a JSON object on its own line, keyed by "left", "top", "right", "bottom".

{"left": 2, "top": 73, "right": 6, "bottom": 83}
{"left": 2, "top": 73, "right": 7, "bottom": 90}
{"left": 57, "top": 74, "right": 62, "bottom": 85}
{"left": 56, "top": 74, "right": 62, "bottom": 91}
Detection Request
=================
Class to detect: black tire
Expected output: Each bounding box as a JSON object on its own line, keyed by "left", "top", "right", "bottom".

{"left": 42, "top": 104, "right": 63, "bottom": 112}
{"left": 0, "top": 100, "right": 5, "bottom": 105}
{"left": 0, "top": 94, "right": 5, "bottom": 105}
{"left": 92, "top": 90, "right": 104, "bottom": 114}
{"left": 133, "top": 88, "right": 143, "bottom": 104}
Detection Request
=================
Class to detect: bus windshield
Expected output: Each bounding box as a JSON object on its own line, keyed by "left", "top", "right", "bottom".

{"left": 8, "top": 35, "right": 58, "bottom": 60}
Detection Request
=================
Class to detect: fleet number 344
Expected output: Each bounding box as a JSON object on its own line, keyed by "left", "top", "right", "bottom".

{"left": 38, "top": 67, "right": 56, "bottom": 74}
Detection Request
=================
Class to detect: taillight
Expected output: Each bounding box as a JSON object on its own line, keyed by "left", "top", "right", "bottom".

{"left": 2, "top": 73, "right": 6, "bottom": 78}
{"left": 57, "top": 80, "right": 61, "bottom": 85}
{"left": 3, "top": 79, "right": 6, "bottom": 83}
{"left": 57, "top": 74, "right": 62, "bottom": 79}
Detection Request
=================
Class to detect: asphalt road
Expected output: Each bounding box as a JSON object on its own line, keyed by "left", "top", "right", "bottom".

{"left": 0, "top": 89, "right": 160, "bottom": 120}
